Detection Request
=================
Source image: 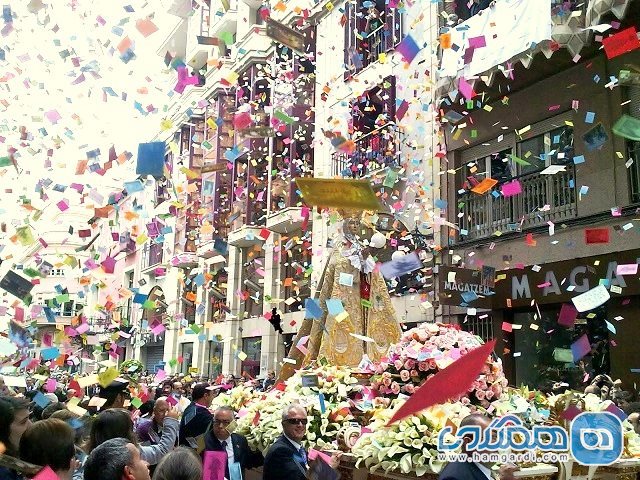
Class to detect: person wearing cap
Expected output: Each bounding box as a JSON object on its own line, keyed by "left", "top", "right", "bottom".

{"left": 178, "top": 383, "right": 215, "bottom": 448}
{"left": 98, "top": 378, "right": 130, "bottom": 410}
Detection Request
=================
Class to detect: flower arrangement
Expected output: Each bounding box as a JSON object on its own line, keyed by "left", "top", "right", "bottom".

{"left": 371, "top": 323, "right": 508, "bottom": 407}
{"left": 233, "top": 363, "right": 365, "bottom": 454}
{"left": 352, "top": 400, "right": 472, "bottom": 475}
{"left": 211, "top": 383, "right": 259, "bottom": 411}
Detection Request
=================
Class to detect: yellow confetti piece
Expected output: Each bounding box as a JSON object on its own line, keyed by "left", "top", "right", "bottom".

{"left": 136, "top": 233, "right": 149, "bottom": 245}
{"left": 97, "top": 367, "right": 119, "bottom": 388}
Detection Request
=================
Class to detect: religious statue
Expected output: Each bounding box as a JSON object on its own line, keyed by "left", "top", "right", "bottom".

{"left": 279, "top": 209, "right": 401, "bottom": 381}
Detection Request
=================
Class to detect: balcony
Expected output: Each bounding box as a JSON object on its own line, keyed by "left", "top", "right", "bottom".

{"left": 228, "top": 225, "right": 267, "bottom": 247}
{"left": 457, "top": 165, "right": 577, "bottom": 242}
{"left": 186, "top": 2, "right": 213, "bottom": 71}
{"left": 141, "top": 243, "right": 166, "bottom": 275}
{"left": 437, "top": 0, "right": 634, "bottom": 89}
{"left": 266, "top": 206, "right": 308, "bottom": 234}
{"left": 170, "top": 252, "right": 199, "bottom": 268}
{"left": 331, "top": 124, "right": 402, "bottom": 178}
{"left": 197, "top": 238, "right": 229, "bottom": 260}
{"left": 210, "top": 0, "right": 237, "bottom": 39}
{"left": 233, "top": 25, "right": 272, "bottom": 69}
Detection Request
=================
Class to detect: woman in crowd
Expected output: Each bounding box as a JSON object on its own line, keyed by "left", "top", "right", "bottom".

{"left": 19, "top": 419, "right": 77, "bottom": 480}
{"left": 0, "top": 396, "right": 32, "bottom": 480}
{"left": 86, "top": 408, "right": 179, "bottom": 465}
{"left": 151, "top": 447, "right": 202, "bottom": 480}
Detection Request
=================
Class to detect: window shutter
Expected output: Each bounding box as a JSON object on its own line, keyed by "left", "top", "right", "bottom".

{"left": 385, "top": 3, "right": 403, "bottom": 48}
{"left": 344, "top": 2, "right": 356, "bottom": 69}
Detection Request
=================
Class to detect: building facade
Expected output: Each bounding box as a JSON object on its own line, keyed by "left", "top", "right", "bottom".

{"left": 115, "top": 0, "right": 441, "bottom": 379}
{"left": 436, "top": 0, "right": 640, "bottom": 389}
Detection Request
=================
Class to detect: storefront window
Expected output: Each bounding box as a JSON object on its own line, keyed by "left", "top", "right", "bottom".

{"left": 513, "top": 306, "right": 609, "bottom": 391}
{"left": 179, "top": 342, "right": 194, "bottom": 375}
{"left": 205, "top": 340, "right": 224, "bottom": 380}
{"left": 241, "top": 336, "right": 262, "bottom": 379}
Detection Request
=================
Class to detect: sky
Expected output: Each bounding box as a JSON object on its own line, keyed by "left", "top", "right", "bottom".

{"left": 0, "top": 0, "right": 183, "bottom": 261}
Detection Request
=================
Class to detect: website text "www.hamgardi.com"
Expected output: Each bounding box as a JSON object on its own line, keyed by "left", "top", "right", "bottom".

{"left": 437, "top": 452, "right": 570, "bottom": 464}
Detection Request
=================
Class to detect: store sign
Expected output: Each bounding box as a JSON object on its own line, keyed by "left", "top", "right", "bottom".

{"left": 266, "top": 18, "right": 306, "bottom": 53}
{"left": 494, "top": 250, "right": 640, "bottom": 308}
{"left": 438, "top": 266, "right": 495, "bottom": 309}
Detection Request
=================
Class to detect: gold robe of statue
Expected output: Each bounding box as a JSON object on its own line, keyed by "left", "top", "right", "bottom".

{"left": 279, "top": 216, "right": 401, "bottom": 381}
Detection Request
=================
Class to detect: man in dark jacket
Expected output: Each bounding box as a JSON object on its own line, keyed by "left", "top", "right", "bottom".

{"left": 263, "top": 403, "right": 341, "bottom": 480}
{"left": 178, "top": 383, "right": 214, "bottom": 447}
{"left": 203, "top": 406, "right": 263, "bottom": 479}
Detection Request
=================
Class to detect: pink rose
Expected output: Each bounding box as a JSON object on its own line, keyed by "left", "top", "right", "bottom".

{"left": 418, "top": 361, "right": 429, "bottom": 372}
{"left": 491, "top": 384, "right": 502, "bottom": 397}
{"left": 383, "top": 377, "right": 392, "bottom": 387}
{"left": 475, "top": 390, "right": 486, "bottom": 400}
{"left": 404, "top": 359, "right": 416, "bottom": 370}
{"left": 391, "top": 382, "right": 401, "bottom": 395}
{"left": 428, "top": 360, "right": 437, "bottom": 370}
{"left": 485, "top": 390, "right": 494, "bottom": 401}
{"left": 400, "top": 370, "right": 411, "bottom": 382}
{"left": 404, "top": 384, "right": 416, "bottom": 394}
{"left": 460, "top": 396, "right": 471, "bottom": 406}
{"left": 410, "top": 369, "right": 418, "bottom": 378}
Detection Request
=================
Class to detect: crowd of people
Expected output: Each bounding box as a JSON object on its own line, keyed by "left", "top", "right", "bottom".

{"left": 0, "top": 369, "right": 336, "bottom": 480}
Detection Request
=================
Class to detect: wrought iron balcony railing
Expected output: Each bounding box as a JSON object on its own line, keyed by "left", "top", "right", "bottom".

{"left": 331, "top": 123, "right": 402, "bottom": 178}
{"left": 142, "top": 242, "right": 164, "bottom": 269}
{"left": 458, "top": 164, "right": 577, "bottom": 241}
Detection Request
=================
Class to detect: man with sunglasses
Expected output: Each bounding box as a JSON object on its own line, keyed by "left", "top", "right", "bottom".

{"left": 263, "top": 404, "right": 312, "bottom": 480}
{"left": 203, "top": 406, "right": 263, "bottom": 479}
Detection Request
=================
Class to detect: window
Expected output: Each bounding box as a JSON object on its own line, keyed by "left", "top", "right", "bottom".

{"left": 62, "top": 301, "right": 74, "bottom": 317}
{"left": 456, "top": 113, "right": 577, "bottom": 242}
{"left": 626, "top": 87, "right": 640, "bottom": 202}
{"left": 282, "top": 333, "right": 295, "bottom": 356}
{"left": 242, "top": 249, "right": 264, "bottom": 318}
{"left": 344, "top": 0, "right": 403, "bottom": 76}
{"left": 207, "top": 266, "right": 228, "bottom": 323}
{"left": 512, "top": 306, "right": 609, "bottom": 390}
{"left": 280, "top": 235, "right": 311, "bottom": 313}
{"left": 122, "top": 271, "right": 134, "bottom": 323}
{"left": 181, "top": 271, "right": 198, "bottom": 324}
{"left": 179, "top": 342, "right": 194, "bottom": 375}
{"left": 241, "top": 337, "right": 262, "bottom": 379}
{"left": 206, "top": 340, "right": 224, "bottom": 379}
{"left": 461, "top": 315, "right": 494, "bottom": 342}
